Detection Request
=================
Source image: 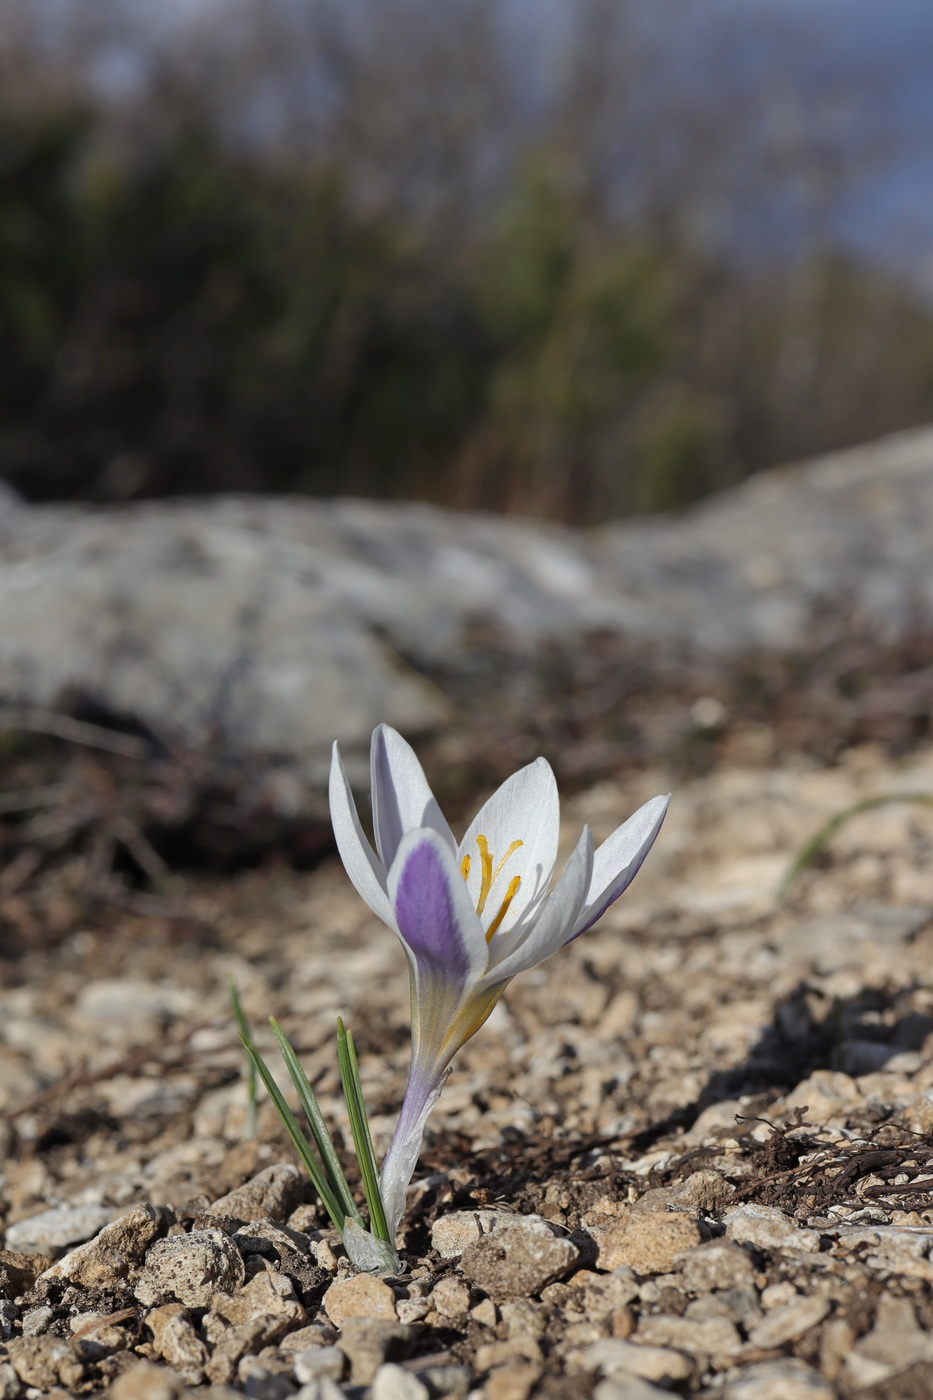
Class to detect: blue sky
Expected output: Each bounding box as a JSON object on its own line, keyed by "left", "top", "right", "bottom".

{"left": 717, "top": 0, "right": 933, "bottom": 279}
{"left": 78, "top": 0, "right": 933, "bottom": 289}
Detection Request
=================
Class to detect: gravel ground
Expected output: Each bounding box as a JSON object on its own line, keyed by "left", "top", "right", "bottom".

{"left": 3, "top": 734, "right": 933, "bottom": 1397}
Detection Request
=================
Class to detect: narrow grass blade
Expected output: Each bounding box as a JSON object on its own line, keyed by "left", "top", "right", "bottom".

{"left": 345, "top": 1024, "right": 378, "bottom": 1168}
{"left": 270, "top": 1018, "right": 362, "bottom": 1227}
{"left": 238, "top": 1032, "right": 345, "bottom": 1233}
{"left": 228, "top": 977, "right": 257, "bottom": 1140}
{"left": 337, "top": 1019, "right": 391, "bottom": 1246}
{"left": 777, "top": 791, "right": 933, "bottom": 903}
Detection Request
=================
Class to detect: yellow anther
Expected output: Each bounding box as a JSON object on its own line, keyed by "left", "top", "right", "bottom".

{"left": 486, "top": 876, "right": 521, "bottom": 941}
{"left": 475, "top": 834, "right": 494, "bottom": 914}
{"left": 470, "top": 835, "right": 523, "bottom": 915}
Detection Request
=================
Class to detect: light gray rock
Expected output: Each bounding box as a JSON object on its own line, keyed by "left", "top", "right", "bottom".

{"left": 396, "top": 1296, "right": 431, "bottom": 1324}
{"left": 294, "top": 1346, "right": 345, "bottom": 1384}
{"left": 594, "top": 1378, "right": 673, "bottom": 1400}
{"left": 747, "top": 1294, "right": 830, "bottom": 1350}
{"left": 0, "top": 500, "right": 448, "bottom": 785}
{"left": 7, "top": 425, "right": 933, "bottom": 788}
{"left": 7, "top": 1334, "right": 85, "bottom": 1390}
{"left": 295, "top": 1380, "right": 346, "bottom": 1400}
{"left": 336, "top": 1317, "right": 413, "bottom": 1385}
{"left": 236, "top": 1354, "right": 298, "bottom": 1398}
{"left": 204, "top": 1316, "right": 271, "bottom": 1385}
{"left": 106, "top": 1358, "right": 196, "bottom": 1399}
{"left": 499, "top": 1299, "right": 549, "bottom": 1340}
{"left": 234, "top": 1218, "right": 315, "bottom": 1260}
{"left": 208, "top": 1163, "right": 303, "bottom": 1223}
{"left": 416, "top": 1363, "right": 471, "bottom": 1400}
{"left": 5, "top": 1203, "right": 115, "bottom": 1254}
{"left": 459, "top": 1213, "right": 579, "bottom": 1298}
{"left": 0, "top": 1304, "right": 16, "bottom": 1341}
{"left": 677, "top": 1239, "right": 756, "bottom": 1294}
{"left": 844, "top": 1294, "right": 933, "bottom": 1387}
{"left": 828, "top": 1224, "right": 933, "bottom": 1280}
{"left": 724, "top": 1359, "right": 834, "bottom": 1399}
{"left": 211, "top": 1268, "right": 306, "bottom": 1340}
{"left": 636, "top": 1313, "right": 742, "bottom": 1358}
{"left": 39, "top": 1202, "right": 163, "bottom": 1286}
{"left": 573, "top": 1338, "right": 691, "bottom": 1384}
{"left": 134, "top": 1227, "right": 246, "bottom": 1307}
{"left": 578, "top": 1270, "right": 640, "bottom": 1320}
{"left": 724, "top": 1204, "right": 820, "bottom": 1254}
{"left": 429, "top": 1276, "right": 471, "bottom": 1318}
{"left": 146, "top": 1304, "right": 209, "bottom": 1385}
{"left": 20, "top": 1304, "right": 53, "bottom": 1336}
{"left": 431, "top": 1210, "right": 517, "bottom": 1259}
{"left": 372, "top": 1361, "right": 431, "bottom": 1400}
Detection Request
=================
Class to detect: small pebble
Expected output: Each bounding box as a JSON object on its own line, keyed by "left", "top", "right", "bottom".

{"left": 294, "top": 1346, "right": 345, "bottom": 1384}
{"left": 372, "top": 1361, "right": 431, "bottom": 1400}
{"left": 324, "top": 1273, "right": 398, "bottom": 1326}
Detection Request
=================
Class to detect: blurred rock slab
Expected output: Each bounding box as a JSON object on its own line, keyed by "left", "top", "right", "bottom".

{"left": 3, "top": 424, "right": 933, "bottom": 770}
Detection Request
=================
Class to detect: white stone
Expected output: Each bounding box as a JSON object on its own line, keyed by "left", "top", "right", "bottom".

{"left": 724, "top": 1204, "right": 820, "bottom": 1254}
{"left": 6, "top": 1204, "right": 115, "bottom": 1254}
{"left": 724, "top": 1360, "right": 834, "bottom": 1399}
{"left": 431, "top": 1210, "right": 524, "bottom": 1259}
{"left": 372, "top": 1362, "right": 431, "bottom": 1400}
{"left": 294, "top": 1347, "right": 345, "bottom": 1384}
{"left": 747, "top": 1295, "right": 830, "bottom": 1350}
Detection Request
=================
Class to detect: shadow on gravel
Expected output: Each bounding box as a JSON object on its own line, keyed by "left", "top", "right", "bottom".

{"left": 632, "top": 978, "right": 933, "bottom": 1155}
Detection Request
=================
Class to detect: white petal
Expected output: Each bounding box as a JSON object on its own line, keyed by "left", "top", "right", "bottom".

{"left": 573, "top": 793, "right": 670, "bottom": 936}
{"left": 484, "top": 826, "right": 594, "bottom": 982}
{"left": 329, "top": 742, "right": 395, "bottom": 929}
{"left": 371, "top": 724, "right": 456, "bottom": 869}
{"left": 458, "top": 757, "right": 560, "bottom": 935}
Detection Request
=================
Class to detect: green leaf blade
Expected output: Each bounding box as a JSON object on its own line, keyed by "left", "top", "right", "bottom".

{"left": 238, "top": 1032, "right": 345, "bottom": 1233}
{"left": 336, "top": 1018, "right": 392, "bottom": 1247}
{"left": 270, "top": 1018, "right": 362, "bottom": 1227}
{"left": 228, "top": 976, "right": 257, "bottom": 1140}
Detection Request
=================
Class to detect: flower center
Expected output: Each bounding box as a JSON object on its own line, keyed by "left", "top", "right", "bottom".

{"left": 460, "top": 835, "right": 523, "bottom": 941}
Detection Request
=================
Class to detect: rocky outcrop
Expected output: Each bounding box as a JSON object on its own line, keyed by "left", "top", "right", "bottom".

{"left": 3, "top": 423, "right": 933, "bottom": 771}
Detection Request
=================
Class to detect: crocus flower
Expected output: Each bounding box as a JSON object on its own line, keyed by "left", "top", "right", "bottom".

{"left": 330, "top": 724, "right": 669, "bottom": 1238}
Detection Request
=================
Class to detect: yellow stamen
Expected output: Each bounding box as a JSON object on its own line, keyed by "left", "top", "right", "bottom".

{"left": 486, "top": 875, "right": 521, "bottom": 941}
{"left": 475, "top": 834, "right": 494, "bottom": 914}
{"left": 468, "top": 835, "right": 524, "bottom": 916}
{"left": 492, "top": 839, "right": 524, "bottom": 883}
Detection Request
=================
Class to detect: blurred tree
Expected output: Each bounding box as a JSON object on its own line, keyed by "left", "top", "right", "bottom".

{"left": 0, "top": 113, "right": 490, "bottom": 502}
{"left": 0, "top": 0, "right": 931, "bottom": 520}
{"left": 457, "top": 161, "right": 671, "bottom": 518}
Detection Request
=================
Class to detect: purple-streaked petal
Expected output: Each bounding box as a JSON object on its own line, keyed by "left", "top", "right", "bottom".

{"left": 484, "top": 826, "right": 594, "bottom": 982}
{"left": 458, "top": 757, "right": 560, "bottom": 935}
{"left": 389, "top": 829, "right": 487, "bottom": 989}
{"left": 572, "top": 794, "right": 669, "bottom": 937}
{"left": 371, "top": 725, "right": 456, "bottom": 869}
{"left": 329, "top": 743, "right": 395, "bottom": 929}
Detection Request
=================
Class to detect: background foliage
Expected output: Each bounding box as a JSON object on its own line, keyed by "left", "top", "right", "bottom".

{"left": 2, "top": 0, "right": 933, "bottom": 522}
